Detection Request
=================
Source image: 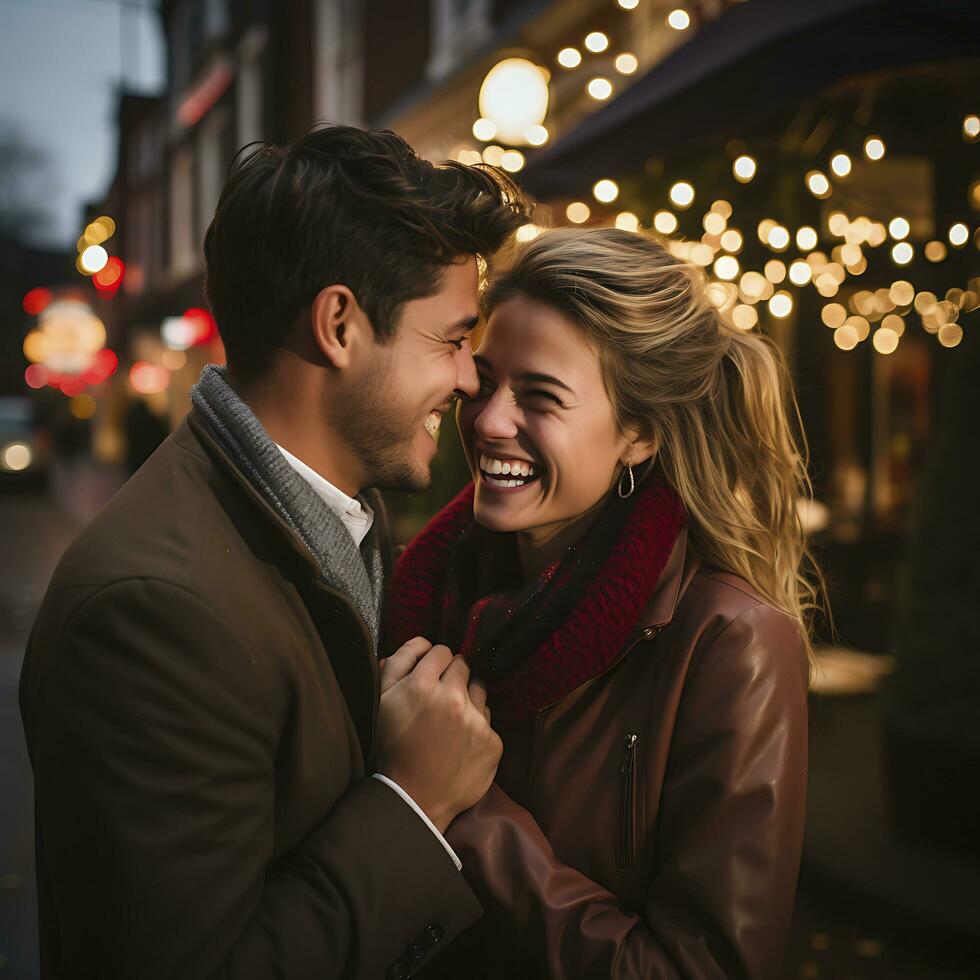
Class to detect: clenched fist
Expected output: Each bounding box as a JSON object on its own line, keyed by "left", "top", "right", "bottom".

{"left": 376, "top": 637, "right": 502, "bottom": 834}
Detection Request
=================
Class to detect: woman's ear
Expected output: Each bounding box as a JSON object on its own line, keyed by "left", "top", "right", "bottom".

{"left": 622, "top": 429, "right": 659, "bottom": 468}
{"left": 310, "top": 284, "right": 362, "bottom": 369}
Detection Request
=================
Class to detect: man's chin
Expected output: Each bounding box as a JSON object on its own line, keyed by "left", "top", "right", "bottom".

{"left": 370, "top": 459, "right": 432, "bottom": 494}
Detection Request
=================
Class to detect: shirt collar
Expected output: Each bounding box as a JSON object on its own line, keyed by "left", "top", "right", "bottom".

{"left": 274, "top": 443, "right": 374, "bottom": 548}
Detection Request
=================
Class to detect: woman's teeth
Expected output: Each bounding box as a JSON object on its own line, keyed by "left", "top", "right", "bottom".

{"left": 424, "top": 412, "right": 442, "bottom": 440}
{"left": 478, "top": 452, "right": 539, "bottom": 488}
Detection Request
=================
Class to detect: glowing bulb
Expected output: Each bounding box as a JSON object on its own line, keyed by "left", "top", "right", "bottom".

{"left": 732, "top": 305, "right": 758, "bottom": 331}
{"left": 79, "top": 245, "right": 108, "bottom": 274}
{"left": 592, "top": 179, "right": 620, "bottom": 204}
{"left": 806, "top": 170, "right": 831, "bottom": 198}
{"left": 479, "top": 58, "right": 550, "bottom": 144}
{"left": 764, "top": 259, "right": 787, "bottom": 284}
{"left": 525, "top": 125, "right": 549, "bottom": 146}
{"left": 500, "top": 149, "right": 525, "bottom": 172}
{"left": 615, "top": 53, "right": 639, "bottom": 75}
{"left": 472, "top": 118, "right": 497, "bottom": 141}
{"left": 703, "top": 212, "right": 726, "bottom": 235}
{"left": 925, "top": 240, "right": 947, "bottom": 262}
{"left": 796, "top": 226, "right": 818, "bottom": 251}
{"left": 767, "top": 225, "right": 790, "bottom": 251}
{"left": 834, "top": 324, "right": 859, "bottom": 350}
{"left": 667, "top": 9, "right": 690, "bottom": 30}
{"left": 566, "top": 202, "right": 591, "bottom": 224}
{"left": 830, "top": 153, "right": 852, "bottom": 177}
{"left": 864, "top": 136, "right": 885, "bottom": 160}
{"left": 557, "top": 47, "right": 582, "bottom": 68}
{"left": 618, "top": 0, "right": 639, "bottom": 8}
{"left": 516, "top": 224, "right": 543, "bottom": 242}
{"left": 888, "top": 217, "right": 910, "bottom": 240}
{"left": 584, "top": 32, "right": 609, "bottom": 53}
{"left": 482, "top": 144, "right": 505, "bottom": 166}
{"left": 768, "top": 291, "right": 793, "bottom": 319}
{"left": 587, "top": 77, "right": 613, "bottom": 100}
{"left": 963, "top": 115, "right": 980, "bottom": 140}
{"left": 720, "top": 229, "right": 742, "bottom": 253}
{"left": 733, "top": 155, "right": 756, "bottom": 183}
{"left": 938, "top": 323, "right": 963, "bottom": 347}
{"left": 789, "top": 260, "right": 812, "bottom": 286}
{"left": 654, "top": 210, "right": 678, "bottom": 234}
{"left": 949, "top": 222, "right": 969, "bottom": 247}
{"left": 669, "top": 181, "right": 695, "bottom": 208}
{"left": 714, "top": 255, "right": 740, "bottom": 281}
{"left": 891, "top": 242, "right": 914, "bottom": 265}
{"left": 822, "top": 303, "right": 847, "bottom": 328}
{"left": 615, "top": 211, "right": 640, "bottom": 232}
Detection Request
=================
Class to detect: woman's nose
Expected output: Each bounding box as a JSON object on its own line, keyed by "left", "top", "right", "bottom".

{"left": 472, "top": 389, "right": 519, "bottom": 440}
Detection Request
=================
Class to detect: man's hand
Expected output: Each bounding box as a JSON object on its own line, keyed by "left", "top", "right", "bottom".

{"left": 376, "top": 637, "right": 502, "bottom": 834}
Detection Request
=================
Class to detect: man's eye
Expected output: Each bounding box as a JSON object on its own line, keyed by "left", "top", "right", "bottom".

{"left": 477, "top": 374, "right": 495, "bottom": 394}
{"left": 448, "top": 336, "right": 469, "bottom": 350}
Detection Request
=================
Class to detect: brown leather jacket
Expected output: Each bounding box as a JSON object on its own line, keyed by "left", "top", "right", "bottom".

{"left": 432, "top": 526, "right": 809, "bottom": 980}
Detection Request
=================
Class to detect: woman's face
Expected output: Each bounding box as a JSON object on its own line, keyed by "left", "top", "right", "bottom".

{"left": 457, "top": 294, "right": 633, "bottom": 535}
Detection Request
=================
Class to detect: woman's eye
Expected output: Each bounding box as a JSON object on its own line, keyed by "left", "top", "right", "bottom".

{"left": 526, "top": 389, "right": 563, "bottom": 406}
{"left": 477, "top": 375, "right": 495, "bottom": 394}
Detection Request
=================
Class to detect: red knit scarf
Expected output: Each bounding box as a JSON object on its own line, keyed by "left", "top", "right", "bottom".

{"left": 383, "top": 474, "right": 686, "bottom": 721}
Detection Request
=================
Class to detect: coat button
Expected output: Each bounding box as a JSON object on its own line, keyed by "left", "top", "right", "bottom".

{"left": 388, "top": 959, "right": 410, "bottom": 980}
{"left": 641, "top": 626, "right": 659, "bottom": 639}
{"left": 425, "top": 922, "right": 444, "bottom": 944}
{"left": 406, "top": 939, "right": 425, "bottom": 961}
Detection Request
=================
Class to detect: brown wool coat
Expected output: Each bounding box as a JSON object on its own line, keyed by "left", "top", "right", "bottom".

{"left": 20, "top": 413, "right": 480, "bottom": 980}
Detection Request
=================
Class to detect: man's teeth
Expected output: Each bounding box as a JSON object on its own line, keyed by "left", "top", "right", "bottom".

{"left": 424, "top": 412, "right": 442, "bottom": 438}
{"left": 478, "top": 453, "right": 537, "bottom": 486}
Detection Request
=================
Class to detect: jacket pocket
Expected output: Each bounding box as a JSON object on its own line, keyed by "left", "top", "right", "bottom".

{"left": 616, "top": 732, "right": 639, "bottom": 870}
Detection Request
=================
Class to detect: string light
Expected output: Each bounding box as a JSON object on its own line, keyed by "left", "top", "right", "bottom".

{"left": 653, "top": 210, "right": 678, "bottom": 234}
{"left": 566, "top": 202, "right": 591, "bottom": 224}
{"left": 500, "top": 149, "right": 525, "bottom": 172}
{"left": 768, "top": 291, "right": 793, "bottom": 319}
{"left": 948, "top": 222, "right": 969, "bottom": 247}
{"left": 558, "top": 47, "right": 582, "bottom": 68}
{"left": 806, "top": 170, "right": 832, "bottom": 198}
{"left": 963, "top": 115, "right": 980, "bottom": 141}
{"left": 584, "top": 32, "right": 609, "bottom": 52}
{"left": 669, "top": 181, "right": 695, "bottom": 208}
{"left": 830, "top": 153, "right": 852, "bottom": 177}
{"left": 891, "top": 242, "right": 914, "bottom": 265}
{"left": 615, "top": 53, "right": 638, "bottom": 74}
{"left": 733, "top": 155, "right": 757, "bottom": 183}
{"left": 667, "top": 9, "right": 690, "bottom": 30}
{"left": 796, "top": 226, "right": 818, "bottom": 250}
{"left": 615, "top": 211, "right": 640, "bottom": 232}
{"left": 593, "top": 178, "right": 620, "bottom": 203}
{"left": 864, "top": 136, "right": 886, "bottom": 160}
{"left": 525, "top": 125, "right": 549, "bottom": 146}
{"left": 587, "top": 78, "right": 613, "bottom": 100}
{"left": 888, "top": 217, "right": 910, "bottom": 239}
{"left": 472, "top": 118, "right": 497, "bottom": 141}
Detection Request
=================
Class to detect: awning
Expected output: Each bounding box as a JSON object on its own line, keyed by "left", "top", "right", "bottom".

{"left": 521, "top": 0, "right": 980, "bottom": 198}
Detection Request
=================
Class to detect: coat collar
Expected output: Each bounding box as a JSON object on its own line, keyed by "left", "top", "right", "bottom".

{"left": 634, "top": 526, "right": 701, "bottom": 635}
{"left": 180, "top": 413, "right": 380, "bottom": 759}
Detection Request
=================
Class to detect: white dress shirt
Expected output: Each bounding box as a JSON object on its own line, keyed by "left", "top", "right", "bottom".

{"left": 274, "top": 442, "right": 462, "bottom": 871}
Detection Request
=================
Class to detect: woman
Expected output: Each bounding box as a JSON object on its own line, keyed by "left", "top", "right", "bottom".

{"left": 384, "top": 228, "right": 820, "bottom": 979}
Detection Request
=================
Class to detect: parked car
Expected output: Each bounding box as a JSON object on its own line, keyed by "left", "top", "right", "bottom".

{"left": 0, "top": 397, "right": 51, "bottom": 488}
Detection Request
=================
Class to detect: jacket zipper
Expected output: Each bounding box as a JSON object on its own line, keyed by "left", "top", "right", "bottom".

{"left": 617, "top": 732, "right": 639, "bottom": 870}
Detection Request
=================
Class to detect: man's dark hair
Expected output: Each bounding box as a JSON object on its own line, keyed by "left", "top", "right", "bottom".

{"left": 204, "top": 125, "right": 533, "bottom": 381}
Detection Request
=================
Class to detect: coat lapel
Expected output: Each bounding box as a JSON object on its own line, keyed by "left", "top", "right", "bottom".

{"left": 183, "top": 414, "right": 380, "bottom": 761}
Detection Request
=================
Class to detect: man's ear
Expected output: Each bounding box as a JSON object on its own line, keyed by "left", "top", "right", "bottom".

{"left": 310, "top": 284, "right": 364, "bottom": 369}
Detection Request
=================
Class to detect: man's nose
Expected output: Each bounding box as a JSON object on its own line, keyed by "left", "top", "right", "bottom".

{"left": 454, "top": 343, "right": 480, "bottom": 399}
{"left": 472, "top": 389, "right": 519, "bottom": 440}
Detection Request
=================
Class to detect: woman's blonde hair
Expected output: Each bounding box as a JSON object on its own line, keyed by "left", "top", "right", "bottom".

{"left": 484, "top": 227, "right": 824, "bottom": 664}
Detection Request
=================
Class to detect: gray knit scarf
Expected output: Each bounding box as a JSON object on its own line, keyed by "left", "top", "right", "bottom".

{"left": 190, "top": 364, "right": 385, "bottom": 647}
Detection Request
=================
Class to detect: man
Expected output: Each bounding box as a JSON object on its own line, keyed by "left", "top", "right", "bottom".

{"left": 20, "top": 125, "right": 532, "bottom": 979}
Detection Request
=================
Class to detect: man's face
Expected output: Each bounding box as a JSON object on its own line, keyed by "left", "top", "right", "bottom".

{"left": 336, "top": 257, "right": 481, "bottom": 492}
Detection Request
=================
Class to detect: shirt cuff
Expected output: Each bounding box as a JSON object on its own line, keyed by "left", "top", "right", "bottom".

{"left": 372, "top": 773, "right": 463, "bottom": 871}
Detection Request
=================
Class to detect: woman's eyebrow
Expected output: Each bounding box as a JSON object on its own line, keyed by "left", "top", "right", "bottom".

{"left": 517, "top": 371, "right": 575, "bottom": 394}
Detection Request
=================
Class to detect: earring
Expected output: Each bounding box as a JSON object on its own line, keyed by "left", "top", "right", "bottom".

{"left": 617, "top": 457, "right": 635, "bottom": 499}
